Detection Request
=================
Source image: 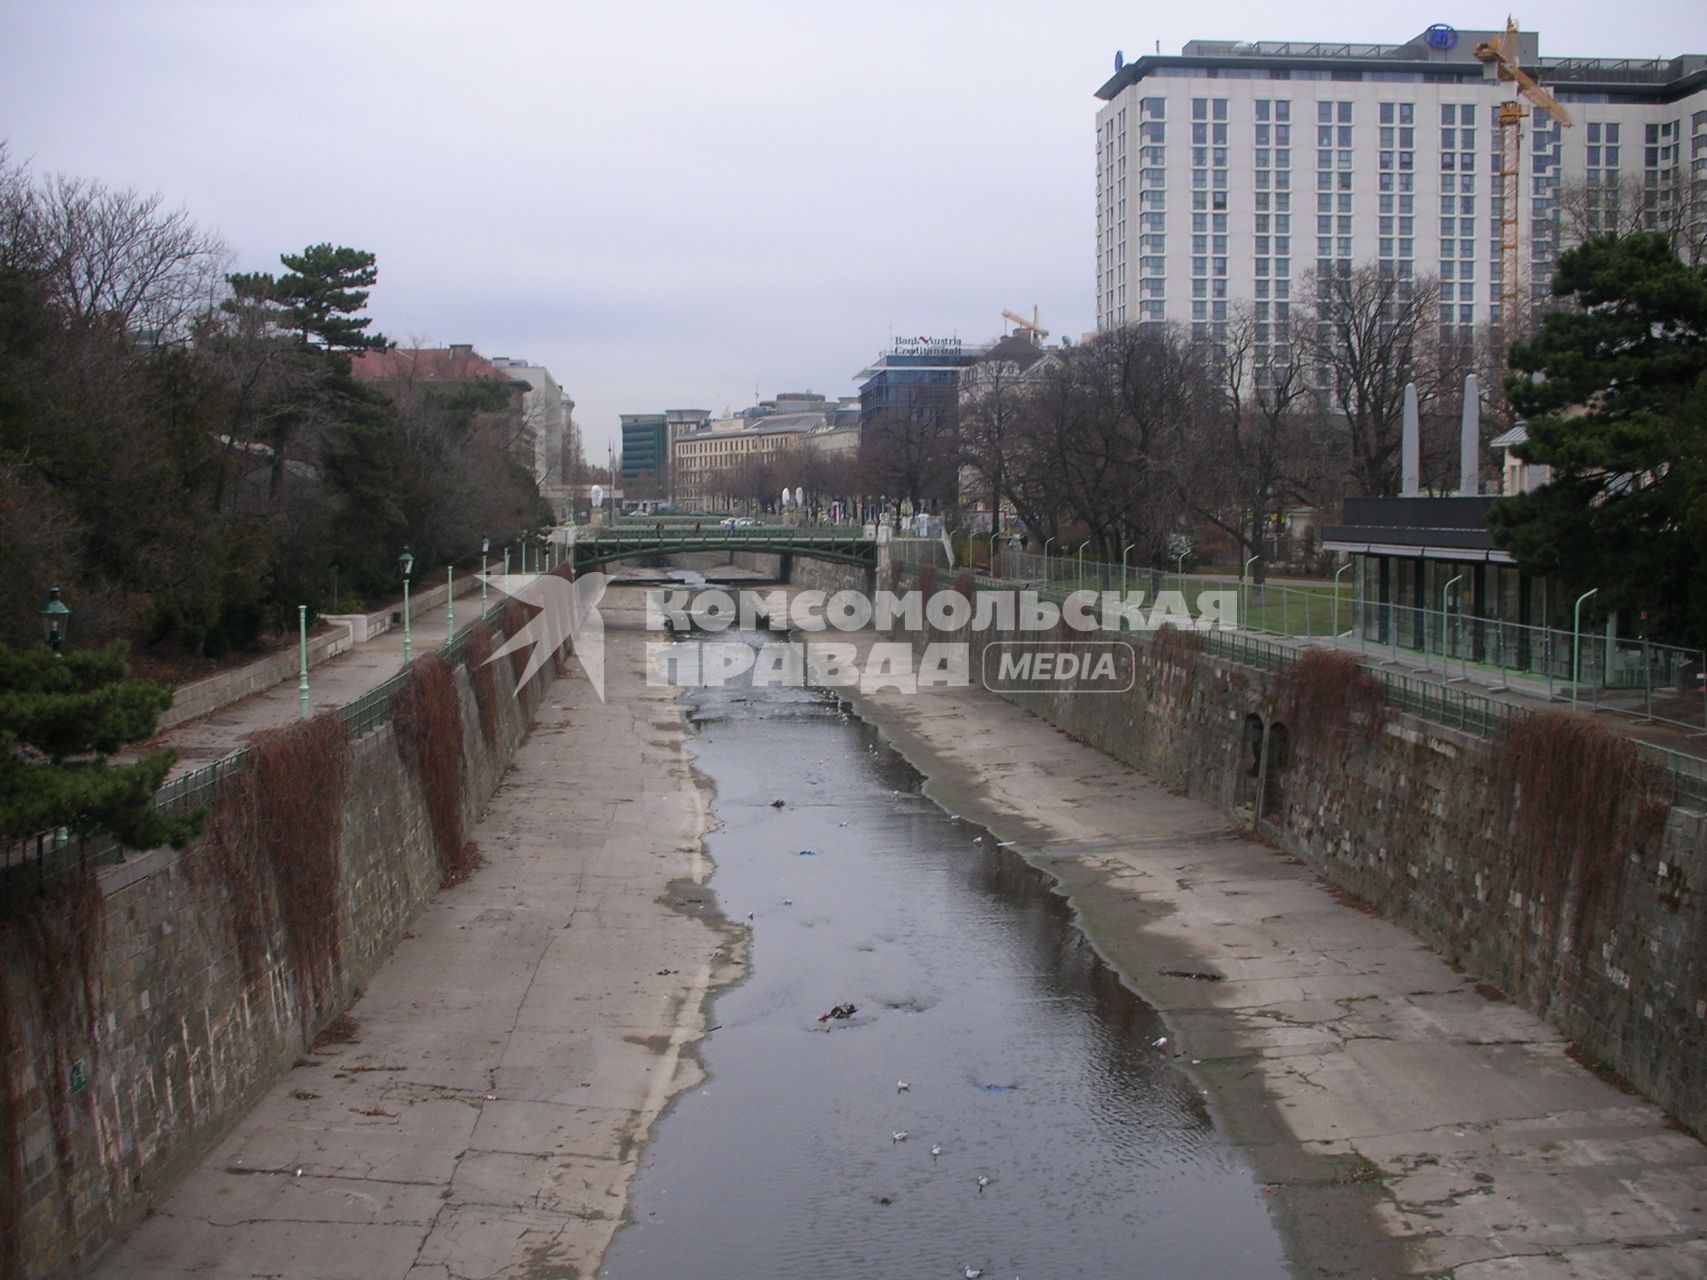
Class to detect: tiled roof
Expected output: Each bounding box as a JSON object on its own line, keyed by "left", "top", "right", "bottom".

{"left": 349, "top": 347, "right": 502, "bottom": 383}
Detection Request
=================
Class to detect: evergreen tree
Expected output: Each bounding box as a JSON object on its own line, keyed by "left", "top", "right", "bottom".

{"left": 227, "top": 242, "right": 388, "bottom": 353}
{"left": 0, "top": 641, "right": 201, "bottom": 849}
{"left": 1491, "top": 234, "right": 1707, "bottom": 645}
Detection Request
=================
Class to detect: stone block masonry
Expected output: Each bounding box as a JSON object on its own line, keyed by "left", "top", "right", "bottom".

{"left": 1, "top": 638, "right": 568, "bottom": 1279}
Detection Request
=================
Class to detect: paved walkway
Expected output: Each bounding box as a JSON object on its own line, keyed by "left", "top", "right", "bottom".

{"left": 152, "top": 595, "right": 494, "bottom": 778}
{"left": 149, "top": 563, "right": 783, "bottom": 783}
{"left": 97, "top": 593, "right": 735, "bottom": 1279}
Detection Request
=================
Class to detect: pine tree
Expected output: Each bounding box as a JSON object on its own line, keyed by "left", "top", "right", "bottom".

{"left": 1491, "top": 233, "right": 1707, "bottom": 645}
{"left": 227, "top": 243, "right": 388, "bottom": 352}
{"left": 0, "top": 641, "right": 201, "bottom": 850}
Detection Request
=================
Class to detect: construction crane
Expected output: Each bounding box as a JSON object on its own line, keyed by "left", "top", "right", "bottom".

{"left": 1473, "top": 18, "right": 1573, "bottom": 336}
{"left": 1000, "top": 306, "right": 1049, "bottom": 346}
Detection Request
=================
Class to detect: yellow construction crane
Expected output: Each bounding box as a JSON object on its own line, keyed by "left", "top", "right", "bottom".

{"left": 1000, "top": 306, "right": 1049, "bottom": 346}
{"left": 1473, "top": 18, "right": 1573, "bottom": 335}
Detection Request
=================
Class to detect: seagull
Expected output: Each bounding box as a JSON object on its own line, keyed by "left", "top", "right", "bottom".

{"left": 747, "top": 911, "right": 754, "bottom": 921}
{"left": 896, "top": 1080, "right": 910, "bottom": 1092}
{"left": 892, "top": 1130, "right": 909, "bottom": 1143}
{"left": 976, "top": 1175, "right": 990, "bottom": 1193}
{"left": 930, "top": 1143, "right": 943, "bottom": 1159}
{"left": 1153, "top": 1036, "right": 1168, "bottom": 1048}
{"left": 963, "top": 1267, "right": 984, "bottom": 1278}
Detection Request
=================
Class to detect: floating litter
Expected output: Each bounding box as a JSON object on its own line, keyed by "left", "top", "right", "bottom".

{"left": 798, "top": 849, "right": 818, "bottom": 857}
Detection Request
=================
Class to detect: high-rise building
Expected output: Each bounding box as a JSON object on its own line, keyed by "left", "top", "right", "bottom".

{"left": 619, "top": 413, "right": 668, "bottom": 497}
{"left": 1093, "top": 28, "right": 1707, "bottom": 339}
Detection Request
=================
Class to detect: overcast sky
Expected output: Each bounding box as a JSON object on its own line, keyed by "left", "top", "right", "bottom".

{"left": 4, "top": 1, "right": 1705, "bottom": 459}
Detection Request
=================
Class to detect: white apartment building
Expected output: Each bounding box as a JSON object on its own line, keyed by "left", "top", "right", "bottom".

{"left": 488, "top": 357, "right": 573, "bottom": 493}
{"left": 1094, "top": 27, "right": 1707, "bottom": 341}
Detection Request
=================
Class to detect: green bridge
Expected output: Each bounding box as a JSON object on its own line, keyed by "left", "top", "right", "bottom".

{"left": 566, "top": 522, "right": 879, "bottom": 574}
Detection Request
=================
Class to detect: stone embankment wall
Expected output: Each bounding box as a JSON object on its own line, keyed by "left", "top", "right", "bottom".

{"left": 788, "top": 556, "right": 1707, "bottom": 1135}
{"left": 1, "top": 635, "right": 566, "bottom": 1278}
{"left": 655, "top": 550, "right": 783, "bottom": 577}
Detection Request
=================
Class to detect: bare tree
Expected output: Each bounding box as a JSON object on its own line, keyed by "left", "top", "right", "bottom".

{"left": 858, "top": 385, "right": 959, "bottom": 516}
{"left": 1303, "top": 264, "right": 1441, "bottom": 496}
{"left": 1555, "top": 173, "right": 1707, "bottom": 267}
{"left": 10, "top": 162, "right": 230, "bottom": 341}
{"left": 1182, "top": 305, "right": 1323, "bottom": 578}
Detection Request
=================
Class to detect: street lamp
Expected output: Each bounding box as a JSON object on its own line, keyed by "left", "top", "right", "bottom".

{"left": 297, "top": 605, "right": 310, "bottom": 719}
{"left": 1333, "top": 561, "right": 1353, "bottom": 642}
{"left": 1121, "top": 543, "right": 1136, "bottom": 598}
{"left": 481, "top": 536, "right": 491, "bottom": 614}
{"left": 1244, "top": 555, "right": 1260, "bottom": 633}
{"left": 1572, "top": 588, "right": 1599, "bottom": 711}
{"left": 1442, "top": 574, "right": 1463, "bottom": 668}
{"left": 399, "top": 547, "right": 415, "bottom": 666}
{"left": 39, "top": 586, "right": 70, "bottom": 655}
{"left": 1043, "top": 536, "right": 1055, "bottom": 586}
{"left": 521, "top": 527, "right": 531, "bottom": 575}
{"left": 446, "top": 565, "right": 455, "bottom": 641}
{"left": 1076, "top": 540, "right": 1090, "bottom": 589}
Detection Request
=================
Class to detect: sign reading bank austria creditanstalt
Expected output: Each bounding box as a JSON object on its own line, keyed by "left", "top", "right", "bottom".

{"left": 889, "top": 336, "right": 967, "bottom": 357}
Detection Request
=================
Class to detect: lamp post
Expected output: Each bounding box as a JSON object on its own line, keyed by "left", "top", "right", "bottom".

{"left": 297, "top": 605, "right": 310, "bottom": 719}
{"left": 1121, "top": 543, "right": 1136, "bottom": 598}
{"left": 39, "top": 586, "right": 70, "bottom": 656}
{"left": 1244, "top": 554, "right": 1259, "bottom": 631}
{"left": 1175, "top": 551, "right": 1187, "bottom": 600}
{"left": 1442, "top": 574, "right": 1463, "bottom": 669}
{"left": 1043, "top": 536, "right": 1055, "bottom": 587}
{"left": 1333, "top": 561, "right": 1352, "bottom": 642}
{"left": 1076, "top": 540, "right": 1089, "bottom": 590}
{"left": 481, "top": 536, "right": 490, "bottom": 614}
{"left": 446, "top": 565, "right": 455, "bottom": 641}
{"left": 399, "top": 546, "right": 415, "bottom": 666}
{"left": 1572, "top": 587, "right": 1599, "bottom": 711}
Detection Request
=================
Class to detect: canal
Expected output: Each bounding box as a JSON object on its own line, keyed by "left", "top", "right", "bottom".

{"left": 601, "top": 627, "right": 1291, "bottom": 1278}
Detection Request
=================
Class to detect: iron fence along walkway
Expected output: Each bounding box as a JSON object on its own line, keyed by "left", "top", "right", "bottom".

{"left": 3, "top": 607, "right": 516, "bottom": 888}
{"left": 890, "top": 553, "right": 1707, "bottom": 813}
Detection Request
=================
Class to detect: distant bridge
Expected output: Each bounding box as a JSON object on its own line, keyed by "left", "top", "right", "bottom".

{"left": 566, "top": 522, "right": 879, "bottom": 575}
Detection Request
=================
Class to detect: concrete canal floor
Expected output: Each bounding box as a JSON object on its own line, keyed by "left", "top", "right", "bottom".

{"left": 93, "top": 585, "right": 1707, "bottom": 1278}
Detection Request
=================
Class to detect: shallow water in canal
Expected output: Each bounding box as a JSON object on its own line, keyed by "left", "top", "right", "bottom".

{"left": 601, "top": 633, "right": 1290, "bottom": 1279}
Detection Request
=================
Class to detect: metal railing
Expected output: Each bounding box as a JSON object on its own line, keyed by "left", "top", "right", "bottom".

{"left": 3, "top": 604, "right": 519, "bottom": 887}
{"left": 886, "top": 553, "right": 1707, "bottom": 810}
{"left": 903, "top": 542, "right": 1707, "bottom": 715}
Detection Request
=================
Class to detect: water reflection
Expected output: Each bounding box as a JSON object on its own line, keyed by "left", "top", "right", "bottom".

{"left": 602, "top": 635, "right": 1288, "bottom": 1279}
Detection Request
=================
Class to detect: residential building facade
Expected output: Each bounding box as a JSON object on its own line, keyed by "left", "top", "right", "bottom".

{"left": 488, "top": 356, "right": 574, "bottom": 501}
{"left": 671, "top": 415, "right": 810, "bottom": 508}
{"left": 1094, "top": 28, "right": 1707, "bottom": 341}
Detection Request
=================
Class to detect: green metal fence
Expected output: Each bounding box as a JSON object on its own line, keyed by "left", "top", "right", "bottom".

{"left": 890, "top": 554, "right": 1707, "bottom": 812}
{"left": 3, "top": 606, "right": 516, "bottom": 887}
